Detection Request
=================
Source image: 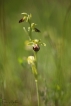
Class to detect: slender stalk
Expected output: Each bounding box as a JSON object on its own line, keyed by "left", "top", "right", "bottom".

{"left": 34, "top": 51, "right": 37, "bottom": 67}
{"left": 28, "top": 19, "right": 32, "bottom": 40}
{"left": 35, "top": 80, "right": 40, "bottom": 106}
{"left": 34, "top": 51, "right": 37, "bottom": 60}
{"left": 34, "top": 51, "right": 40, "bottom": 106}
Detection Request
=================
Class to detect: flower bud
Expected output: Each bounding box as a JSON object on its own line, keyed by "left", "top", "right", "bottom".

{"left": 31, "top": 23, "right": 36, "bottom": 28}
{"left": 27, "top": 56, "right": 35, "bottom": 65}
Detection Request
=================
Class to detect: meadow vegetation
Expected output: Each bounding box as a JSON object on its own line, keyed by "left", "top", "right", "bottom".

{"left": 0, "top": 0, "right": 71, "bottom": 106}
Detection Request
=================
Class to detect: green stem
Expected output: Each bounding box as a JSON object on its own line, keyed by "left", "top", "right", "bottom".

{"left": 34, "top": 51, "right": 37, "bottom": 67}
{"left": 35, "top": 80, "right": 40, "bottom": 106}
{"left": 34, "top": 52, "right": 39, "bottom": 106}
{"left": 33, "top": 49, "right": 39, "bottom": 106}
{"left": 28, "top": 20, "right": 32, "bottom": 40}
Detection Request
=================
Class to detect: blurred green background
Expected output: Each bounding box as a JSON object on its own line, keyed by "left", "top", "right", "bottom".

{"left": 0, "top": 0, "right": 71, "bottom": 106}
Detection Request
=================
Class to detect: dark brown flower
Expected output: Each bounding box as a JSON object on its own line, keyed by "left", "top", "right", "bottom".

{"left": 34, "top": 28, "right": 40, "bottom": 32}
{"left": 19, "top": 18, "right": 24, "bottom": 23}
{"left": 33, "top": 44, "right": 40, "bottom": 52}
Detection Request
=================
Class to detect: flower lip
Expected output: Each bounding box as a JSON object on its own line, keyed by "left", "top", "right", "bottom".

{"left": 34, "top": 28, "right": 40, "bottom": 32}
{"left": 19, "top": 18, "right": 24, "bottom": 23}
{"left": 33, "top": 44, "right": 40, "bottom": 52}
{"left": 19, "top": 16, "right": 27, "bottom": 23}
